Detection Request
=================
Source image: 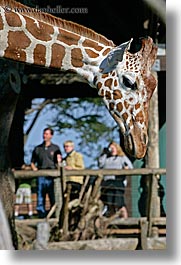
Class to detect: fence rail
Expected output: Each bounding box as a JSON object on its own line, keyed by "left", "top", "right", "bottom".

{"left": 14, "top": 167, "right": 166, "bottom": 219}
{"left": 14, "top": 168, "right": 166, "bottom": 178}
{"left": 13, "top": 167, "right": 166, "bottom": 248}
{"left": 13, "top": 167, "right": 166, "bottom": 227}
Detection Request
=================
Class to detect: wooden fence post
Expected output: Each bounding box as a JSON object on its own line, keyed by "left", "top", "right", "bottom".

{"left": 34, "top": 221, "right": 50, "bottom": 250}
{"left": 0, "top": 199, "right": 14, "bottom": 250}
{"left": 145, "top": 73, "right": 160, "bottom": 236}
{"left": 59, "top": 165, "right": 67, "bottom": 229}
{"left": 54, "top": 167, "right": 63, "bottom": 219}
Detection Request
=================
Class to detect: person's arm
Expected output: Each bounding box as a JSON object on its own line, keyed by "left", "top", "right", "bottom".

{"left": 31, "top": 148, "right": 38, "bottom": 171}
{"left": 54, "top": 148, "right": 62, "bottom": 167}
{"left": 98, "top": 153, "right": 107, "bottom": 168}
{"left": 56, "top": 154, "right": 62, "bottom": 167}
{"left": 123, "top": 157, "right": 134, "bottom": 169}
{"left": 31, "top": 162, "right": 38, "bottom": 171}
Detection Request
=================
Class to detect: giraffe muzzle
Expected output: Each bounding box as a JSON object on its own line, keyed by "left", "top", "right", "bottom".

{"left": 124, "top": 127, "right": 148, "bottom": 159}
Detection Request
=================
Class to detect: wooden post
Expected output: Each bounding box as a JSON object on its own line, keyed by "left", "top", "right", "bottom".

{"left": 0, "top": 199, "right": 14, "bottom": 250}
{"left": 34, "top": 222, "right": 50, "bottom": 250}
{"left": 140, "top": 218, "right": 148, "bottom": 250}
{"left": 54, "top": 167, "right": 63, "bottom": 219}
{"left": 61, "top": 184, "right": 71, "bottom": 237}
{"left": 145, "top": 73, "right": 160, "bottom": 235}
{"left": 91, "top": 173, "right": 103, "bottom": 200}
{"left": 58, "top": 165, "right": 67, "bottom": 229}
{"left": 0, "top": 59, "right": 22, "bottom": 249}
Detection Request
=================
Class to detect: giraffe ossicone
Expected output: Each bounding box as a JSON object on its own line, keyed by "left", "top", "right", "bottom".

{"left": 0, "top": 0, "right": 158, "bottom": 158}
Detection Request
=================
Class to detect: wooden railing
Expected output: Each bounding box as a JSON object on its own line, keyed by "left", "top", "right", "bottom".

{"left": 14, "top": 167, "right": 166, "bottom": 178}
{"left": 14, "top": 167, "right": 166, "bottom": 249}
{"left": 14, "top": 167, "right": 166, "bottom": 221}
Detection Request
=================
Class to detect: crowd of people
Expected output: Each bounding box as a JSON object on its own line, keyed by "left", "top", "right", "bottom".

{"left": 14, "top": 127, "right": 164, "bottom": 220}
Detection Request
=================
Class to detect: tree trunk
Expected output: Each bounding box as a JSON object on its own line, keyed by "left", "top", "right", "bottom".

{"left": 0, "top": 58, "right": 22, "bottom": 249}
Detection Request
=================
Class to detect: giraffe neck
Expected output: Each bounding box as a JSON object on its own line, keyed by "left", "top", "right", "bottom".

{"left": 0, "top": 1, "right": 158, "bottom": 159}
{"left": 0, "top": 0, "right": 114, "bottom": 85}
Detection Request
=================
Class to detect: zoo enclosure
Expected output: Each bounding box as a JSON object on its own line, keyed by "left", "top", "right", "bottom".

{"left": 14, "top": 167, "right": 166, "bottom": 222}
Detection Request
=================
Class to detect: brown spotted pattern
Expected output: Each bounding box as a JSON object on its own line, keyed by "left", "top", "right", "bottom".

{"left": 94, "top": 37, "right": 157, "bottom": 158}
{"left": 57, "top": 28, "right": 80, "bottom": 46}
{"left": 5, "top": 31, "right": 31, "bottom": 61}
{"left": 113, "top": 90, "right": 122, "bottom": 100}
{"left": 71, "top": 48, "right": 83, "bottom": 68}
{"left": 104, "top": 78, "right": 113, "bottom": 88}
{"left": 5, "top": 12, "right": 22, "bottom": 27}
{"left": 117, "top": 102, "right": 123, "bottom": 112}
{"left": 85, "top": 48, "right": 99, "bottom": 58}
{"left": 34, "top": 44, "right": 46, "bottom": 66}
{"left": 0, "top": 14, "right": 3, "bottom": 30}
{"left": 82, "top": 39, "right": 103, "bottom": 51}
{"left": 0, "top": 2, "right": 157, "bottom": 158}
{"left": 25, "top": 16, "right": 54, "bottom": 42}
{"left": 50, "top": 43, "right": 65, "bottom": 68}
{"left": 0, "top": 5, "right": 110, "bottom": 73}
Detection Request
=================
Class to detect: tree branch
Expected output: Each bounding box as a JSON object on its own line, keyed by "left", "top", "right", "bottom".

{"left": 24, "top": 98, "right": 63, "bottom": 139}
{"left": 25, "top": 98, "right": 62, "bottom": 115}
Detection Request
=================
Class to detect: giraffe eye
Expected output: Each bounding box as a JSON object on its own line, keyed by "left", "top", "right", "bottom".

{"left": 122, "top": 75, "right": 137, "bottom": 91}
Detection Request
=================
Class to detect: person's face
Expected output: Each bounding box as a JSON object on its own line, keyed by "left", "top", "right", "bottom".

{"left": 109, "top": 144, "right": 118, "bottom": 156}
{"left": 64, "top": 143, "right": 74, "bottom": 153}
{"left": 43, "top": 130, "right": 53, "bottom": 142}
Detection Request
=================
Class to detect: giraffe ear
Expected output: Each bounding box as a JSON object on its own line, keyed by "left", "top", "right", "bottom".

{"left": 99, "top": 40, "right": 132, "bottom": 74}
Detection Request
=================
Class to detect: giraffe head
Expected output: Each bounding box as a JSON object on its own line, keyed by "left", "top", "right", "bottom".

{"left": 96, "top": 37, "right": 157, "bottom": 159}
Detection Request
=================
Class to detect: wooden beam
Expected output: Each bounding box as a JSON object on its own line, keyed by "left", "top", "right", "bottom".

{"left": 15, "top": 218, "right": 58, "bottom": 227}
{"left": 15, "top": 216, "right": 166, "bottom": 228}
{"left": 104, "top": 228, "right": 141, "bottom": 235}
{"left": 147, "top": 237, "right": 166, "bottom": 250}
{"left": 47, "top": 238, "right": 139, "bottom": 250}
{"left": 13, "top": 168, "right": 166, "bottom": 179}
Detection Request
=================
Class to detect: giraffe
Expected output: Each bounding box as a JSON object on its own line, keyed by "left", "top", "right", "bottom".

{"left": 0, "top": 0, "right": 157, "bottom": 159}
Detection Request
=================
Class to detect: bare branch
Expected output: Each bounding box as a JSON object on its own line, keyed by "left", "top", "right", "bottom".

{"left": 25, "top": 106, "right": 42, "bottom": 136}
{"left": 24, "top": 98, "right": 63, "bottom": 141}
{"left": 25, "top": 98, "right": 62, "bottom": 115}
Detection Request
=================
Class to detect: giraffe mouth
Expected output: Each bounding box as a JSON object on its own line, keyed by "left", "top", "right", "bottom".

{"left": 111, "top": 113, "right": 148, "bottom": 158}
{"left": 123, "top": 126, "right": 148, "bottom": 159}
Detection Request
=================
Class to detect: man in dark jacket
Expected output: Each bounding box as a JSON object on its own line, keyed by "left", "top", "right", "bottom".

{"left": 31, "top": 127, "right": 61, "bottom": 218}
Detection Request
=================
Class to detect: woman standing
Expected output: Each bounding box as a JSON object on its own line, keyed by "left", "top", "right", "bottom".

{"left": 98, "top": 141, "right": 133, "bottom": 218}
